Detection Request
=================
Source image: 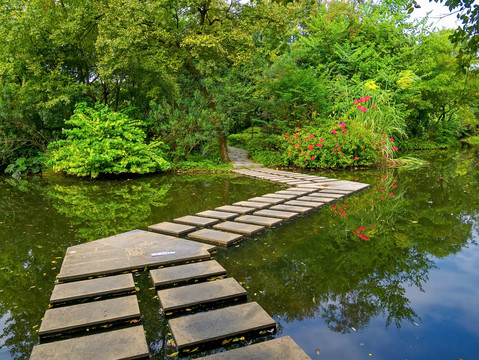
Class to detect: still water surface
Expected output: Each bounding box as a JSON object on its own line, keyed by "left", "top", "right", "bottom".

{"left": 0, "top": 147, "right": 478, "bottom": 359}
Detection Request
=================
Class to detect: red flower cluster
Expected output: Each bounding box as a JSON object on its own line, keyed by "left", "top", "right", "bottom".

{"left": 353, "top": 227, "right": 370, "bottom": 241}
{"left": 353, "top": 96, "right": 371, "bottom": 104}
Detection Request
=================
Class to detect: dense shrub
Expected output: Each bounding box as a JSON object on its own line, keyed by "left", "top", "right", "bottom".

{"left": 48, "top": 103, "right": 170, "bottom": 178}
{"left": 283, "top": 97, "right": 399, "bottom": 168}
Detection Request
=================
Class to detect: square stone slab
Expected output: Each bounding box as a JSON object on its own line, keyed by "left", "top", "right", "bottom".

{"left": 253, "top": 209, "right": 299, "bottom": 220}
{"left": 311, "top": 192, "right": 344, "bottom": 199}
{"left": 148, "top": 222, "right": 196, "bottom": 236}
{"left": 215, "top": 205, "right": 255, "bottom": 214}
{"left": 199, "top": 336, "right": 311, "bottom": 360}
{"left": 58, "top": 230, "right": 215, "bottom": 282}
{"left": 196, "top": 210, "right": 239, "bottom": 221}
{"left": 270, "top": 204, "right": 313, "bottom": 214}
{"left": 284, "top": 200, "right": 324, "bottom": 209}
{"left": 213, "top": 221, "right": 265, "bottom": 236}
{"left": 302, "top": 196, "right": 335, "bottom": 203}
{"left": 247, "top": 197, "right": 284, "bottom": 205}
{"left": 168, "top": 302, "right": 276, "bottom": 350}
{"left": 150, "top": 260, "right": 226, "bottom": 288}
{"left": 317, "top": 189, "right": 353, "bottom": 194}
{"left": 30, "top": 326, "right": 149, "bottom": 360}
{"left": 297, "top": 196, "right": 330, "bottom": 203}
{"left": 174, "top": 215, "right": 219, "bottom": 227}
{"left": 188, "top": 229, "right": 243, "bottom": 247}
{"left": 39, "top": 295, "right": 140, "bottom": 338}
{"left": 262, "top": 193, "right": 298, "bottom": 200}
{"left": 157, "top": 278, "right": 247, "bottom": 312}
{"left": 232, "top": 201, "right": 270, "bottom": 209}
{"left": 234, "top": 215, "right": 283, "bottom": 227}
{"left": 50, "top": 273, "right": 135, "bottom": 305}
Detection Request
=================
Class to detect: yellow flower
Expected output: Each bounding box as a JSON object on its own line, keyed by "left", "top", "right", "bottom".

{"left": 365, "top": 80, "right": 379, "bottom": 90}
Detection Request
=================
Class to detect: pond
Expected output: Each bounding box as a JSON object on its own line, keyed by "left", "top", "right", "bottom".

{"left": 0, "top": 146, "right": 478, "bottom": 360}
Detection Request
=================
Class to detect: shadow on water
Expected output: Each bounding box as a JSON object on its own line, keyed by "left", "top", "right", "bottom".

{"left": 0, "top": 146, "right": 478, "bottom": 359}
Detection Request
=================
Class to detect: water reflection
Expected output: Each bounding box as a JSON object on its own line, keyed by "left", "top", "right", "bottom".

{"left": 47, "top": 181, "right": 172, "bottom": 240}
{"left": 0, "top": 147, "right": 478, "bottom": 359}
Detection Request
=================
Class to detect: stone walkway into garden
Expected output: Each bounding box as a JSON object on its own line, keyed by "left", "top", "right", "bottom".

{"left": 31, "top": 166, "right": 369, "bottom": 359}
{"left": 227, "top": 146, "right": 261, "bottom": 168}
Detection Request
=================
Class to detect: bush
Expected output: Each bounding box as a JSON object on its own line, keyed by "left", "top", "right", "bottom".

{"left": 48, "top": 103, "right": 170, "bottom": 178}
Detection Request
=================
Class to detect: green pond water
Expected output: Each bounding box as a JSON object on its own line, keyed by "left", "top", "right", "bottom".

{"left": 1, "top": 146, "right": 478, "bottom": 359}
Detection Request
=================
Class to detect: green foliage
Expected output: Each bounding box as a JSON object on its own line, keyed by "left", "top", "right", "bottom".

{"left": 147, "top": 93, "right": 218, "bottom": 160}
{"left": 48, "top": 103, "right": 170, "bottom": 178}
{"left": 464, "top": 136, "right": 479, "bottom": 145}
{"left": 4, "top": 153, "right": 47, "bottom": 177}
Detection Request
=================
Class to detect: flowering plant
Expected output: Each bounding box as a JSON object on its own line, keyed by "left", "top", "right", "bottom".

{"left": 283, "top": 95, "right": 398, "bottom": 168}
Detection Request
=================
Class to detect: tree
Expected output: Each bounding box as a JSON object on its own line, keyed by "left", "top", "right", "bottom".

{"left": 431, "top": 0, "right": 479, "bottom": 53}
{"left": 95, "top": 0, "right": 286, "bottom": 162}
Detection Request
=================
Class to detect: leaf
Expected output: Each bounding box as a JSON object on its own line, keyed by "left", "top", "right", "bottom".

{"left": 168, "top": 352, "right": 179, "bottom": 357}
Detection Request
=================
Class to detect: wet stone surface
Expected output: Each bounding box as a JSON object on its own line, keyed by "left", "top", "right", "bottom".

{"left": 157, "top": 277, "right": 247, "bottom": 312}
{"left": 198, "top": 336, "right": 311, "bottom": 360}
{"left": 187, "top": 229, "right": 244, "bottom": 247}
{"left": 213, "top": 221, "right": 265, "bottom": 236}
{"left": 234, "top": 215, "right": 283, "bottom": 227}
{"left": 39, "top": 295, "right": 140, "bottom": 338}
{"left": 31, "top": 326, "right": 149, "bottom": 360}
{"left": 168, "top": 302, "right": 276, "bottom": 350}
{"left": 150, "top": 260, "right": 227, "bottom": 288}
{"left": 148, "top": 222, "right": 197, "bottom": 237}
{"left": 50, "top": 273, "right": 135, "bottom": 305}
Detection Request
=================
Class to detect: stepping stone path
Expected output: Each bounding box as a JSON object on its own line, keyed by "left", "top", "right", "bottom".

{"left": 234, "top": 214, "right": 283, "bottom": 227}
{"left": 196, "top": 210, "right": 239, "bottom": 220}
{"left": 199, "top": 336, "right": 311, "bottom": 360}
{"left": 188, "top": 228, "right": 244, "bottom": 247}
{"left": 39, "top": 295, "right": 140, "bottom": 339}
{"left": 213, "top": 221, "right": 265, "bottom": 236}
{"left": 174, "top": 215, "right": 220, "bottom": 227}
{"left": 150, "top": 260, "right": 226, "bottom": 288}
{"left": 32, "top": 162, "right": 369, "bottom": 359}
{"left": 157, "top": 277, "right": 247, "bottom": 313}
{"left": 253, "top": 209, "right": 299, "bottom": 220}
{"left": 168, "top": 302, "right": 276, "bottom": 351}
{"left": 31, "top": 326, "right": 149, "bottom": 360}
{"left": 148, "top": 221, "right": 196, "bottom": 236}
{"left": 50, "top": 273, "right": 135, "bottom": 306}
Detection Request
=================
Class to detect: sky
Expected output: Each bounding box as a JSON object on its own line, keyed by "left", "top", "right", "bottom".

{"left": 410, "top": 0, "right": 472, "bottom": 30}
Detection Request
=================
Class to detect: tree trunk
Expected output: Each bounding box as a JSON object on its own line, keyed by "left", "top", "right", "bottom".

{"left": 184, "top": 56, "right": 230, "bottom": 163}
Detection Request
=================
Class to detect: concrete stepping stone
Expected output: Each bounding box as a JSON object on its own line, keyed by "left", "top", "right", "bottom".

{"left": 50, "top": 274, "right": 135, "bottom": 305}
{"left": 284, "top": 200, "right": 324, "bottom": 209}
{"left": 30, "top": 326, "right": 149, "bottom": 360}
{"left": 248, "top": 197, "right": 284, "bottom": 205}
{"left": 157, "top": 278, "right": 247, "bottom": 313}
{"left": 174, "top": 215, "right": 219, "bottom": 227}
{"left": 150, "top": 260, "right": 226, "bottom": 288}
{"left": 148, "top": 221, "right": 196, "bottom": 236}
{"left": 275, "top": 190, "right": 310, "bottom": 196}
{"left": 311, "top": 192, "right": 344, "bottom": 199}
{"left": 234, "top": 215, "right": 283, "bottom": 227}
{"left": 262, "top": 193, "right": 298, "bottom": 200}
{"left": 198, "top": 336, "right": 311, "bottom": 360}
{"left": 215, "top": 205, "right": 255, "bottom": 214}
{"left": 39, "top": 295, "right": 140, "bottom": 338}
{"left": 232, "top": 201, "right": 270, "bottom": 209}
{"left": 168, "top": 302, "right": 276, "bottom": 350}
{"left": 298, "top": 196, "right": 334, "bottom": 203}
{"left": 318, "top": 189, "right": 353, "bottom": 194}
{"left": 253, "top": 209, "right": 299, "bottom": 220}
{"left": 188, "top": 229, "right": 244, "bottom": 247}
{"left": 58, "top": 230, "right": 215, "bottom": 282}
{"left": 213, "top": 221, "right": 265, "bottom": 236}
{"left": 270, "top": 204, "right": 313, "bottom": 214}
{"left": 196, "top": 210, "right": 239, "bottom": 221}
